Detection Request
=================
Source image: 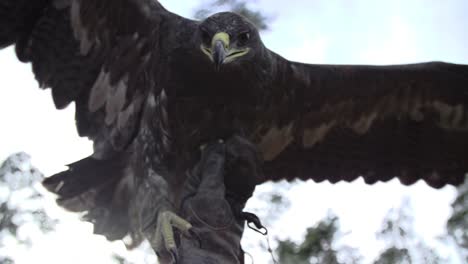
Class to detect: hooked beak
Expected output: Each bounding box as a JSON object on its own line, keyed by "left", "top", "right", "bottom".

{"left": 212, "top": 40, "right": 226, "bottom": 71}
{"left": 200, "top": 32, "right": 250, "bottom": 71}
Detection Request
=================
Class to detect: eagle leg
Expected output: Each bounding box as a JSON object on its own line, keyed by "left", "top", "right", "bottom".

{"left": 147, "top": 142, "right": 227, "bottom": 263}
{"left": 133, "top": 169, "right": 195, "bottom": 263}
{"left": 151, "top": 211, "right": 194, "bottom": 263}
{"left": 149, "top": 136, "right": 261, "bottom": 263}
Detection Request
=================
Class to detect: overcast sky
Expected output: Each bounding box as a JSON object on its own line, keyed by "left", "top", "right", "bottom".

{"left": 0, "top": 1, "right": 467, "bottom": 263}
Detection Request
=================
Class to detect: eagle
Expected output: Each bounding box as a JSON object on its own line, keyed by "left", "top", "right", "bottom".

{"left": 1, "top": 0, "right": 468, "bottom": 261}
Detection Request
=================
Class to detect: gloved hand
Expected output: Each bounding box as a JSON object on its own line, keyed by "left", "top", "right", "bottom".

{"left": 178, "top": 136, "right": 262, "bottom": 264}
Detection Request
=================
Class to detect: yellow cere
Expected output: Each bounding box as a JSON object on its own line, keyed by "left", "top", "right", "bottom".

{"left": 212, "top": 32, "right": 230, "bottom": 48}
{"left": 200, "top": 31, "right": 250, "bottom": 64}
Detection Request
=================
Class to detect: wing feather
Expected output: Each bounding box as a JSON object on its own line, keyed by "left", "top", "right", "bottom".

{"left": 0, "top": 0, "right": 194, "bottom": 243}
{"left": 0, "top": 0, "right": 181, "bottom": 154}
{"left": 259, "top": 57, "right": 468, "bottom": 188}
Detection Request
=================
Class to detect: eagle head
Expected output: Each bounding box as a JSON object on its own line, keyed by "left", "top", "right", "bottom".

{"left": 198, "top": 12, "right": 262, "bottom": 71}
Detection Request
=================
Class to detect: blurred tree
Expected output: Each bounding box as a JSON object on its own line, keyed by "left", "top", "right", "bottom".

{"left": 0, "top": 258, "right": 14, "bottom": 264}
{"left": 374, "top": 247, "right": 411, "bottom": 264}
{"left": 374, "top": 199, "right": 442, "bottom": 264}
{"left": 112, "top": 254, "right": 133, "bottom": 264}
{"left": 374, "top": 199, "right": 413, "bottom": 264}
{"left": 273, "top": 198, "right": 448, "bottom": 264}
{"left": 194, "top": 0, "right": 269, "bottom": 31}
{"left": 255, "top": 182, "right": 292, "bottom": 227}
{"left": 0, "top": 153, "right": 57, "bottom": 263}
{"left": 446, "top": 178, "right": 468, "bottom": 263}
{"left": 275, "top": 213, "right": 362, "bottom": 264}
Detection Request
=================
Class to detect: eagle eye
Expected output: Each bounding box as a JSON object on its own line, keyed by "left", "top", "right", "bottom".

{"left": 238, "top": 32, "right": 250, "bottom": 45}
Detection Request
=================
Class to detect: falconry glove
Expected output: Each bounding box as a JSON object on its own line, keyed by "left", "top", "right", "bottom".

{"left": 177, "top": 136, "right": 262, "bottom": 264}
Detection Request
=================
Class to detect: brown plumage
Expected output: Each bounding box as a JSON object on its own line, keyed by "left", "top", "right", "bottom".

{"left": 259, "top": 62, "right": 468, "bottom": 188}
{"left": 1, "top": 0, "right": 467, "bottom": 246}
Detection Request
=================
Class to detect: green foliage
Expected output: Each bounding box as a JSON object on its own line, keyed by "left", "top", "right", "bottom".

{"left": 274, "top": 197, "right": 450, "bottom": 264}
{"left": 0, "top": 257, "right": 14, "bottom": 264}
{"left": 112, "top": 254, "right": 132, "bottom": 264}
{"left": 194, "top": 0, "right": 269, "bottom": 31}
{"left": 276, "top": 213, "right": 359, "bottom": 264}
{"left": 374, "top": 247, "right": 411, "bottom": 264}
{"left": 447, "top": 177, "right": 468, "bottom": 262}
{"left": 0, "top": 153, "right": 57, "bottom": 262}
{"left": 376, "top": 199, "right": 414, "bottom": 249}
{"left": 374, "top": 199, "right": 442, "bottom": 264}
{"left": 0, "top": 203, "right": 18, "bottom": 237}
{"left": 257, "top": 184, "right": 292, "bottom": 227}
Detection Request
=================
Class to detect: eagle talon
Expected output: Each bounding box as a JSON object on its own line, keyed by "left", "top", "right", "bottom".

{"left": 152, "top": 210, "right": 193, "bottom": 262}
{"left": 169, "top": 248, "right": 179, "bottom": 264}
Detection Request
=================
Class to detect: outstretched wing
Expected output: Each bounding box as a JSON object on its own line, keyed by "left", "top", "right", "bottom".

{"left": 0, "top": 0, "right": 187, "bottom": 155}
{"left": 1, "top": 0, "right": 197, "bottom": 243}
{"left": 257, "top": 57, "right": 468, "bottom": 188}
